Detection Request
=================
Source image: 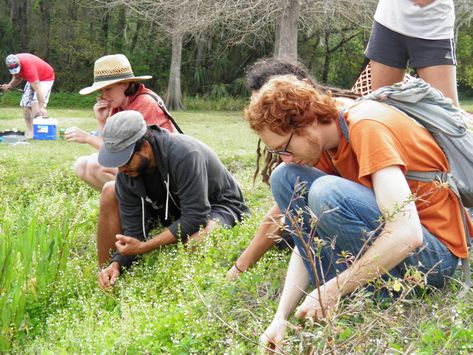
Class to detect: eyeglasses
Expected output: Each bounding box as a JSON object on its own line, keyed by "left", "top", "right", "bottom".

{"left": 7, "top": 63, "right": 19, "bottom": 70}
{"left": 266, "top": 131, "right": 294, "bottom": 156}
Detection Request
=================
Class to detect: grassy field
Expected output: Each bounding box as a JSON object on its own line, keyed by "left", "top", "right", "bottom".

{"left": 461, "top": 98, "right": 473, "bottom": 112}
{"left": 0, "top": 106, "right": 472, "bottom": 353}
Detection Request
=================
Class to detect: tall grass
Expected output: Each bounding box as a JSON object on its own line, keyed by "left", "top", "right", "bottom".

{"left": 0, "top": 205, "right": 74, "bottom": 351}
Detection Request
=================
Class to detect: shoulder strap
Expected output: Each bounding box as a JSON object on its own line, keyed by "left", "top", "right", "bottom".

{"left": 338, "top": 109, "right": 350, "bottom": 143}
{"left": 139, "top": 92, "right": 184, "bottom": 134}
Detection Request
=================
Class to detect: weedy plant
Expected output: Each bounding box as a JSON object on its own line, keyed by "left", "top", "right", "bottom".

{"left": 0, "top": 205, "right": 75, "bottom": 350}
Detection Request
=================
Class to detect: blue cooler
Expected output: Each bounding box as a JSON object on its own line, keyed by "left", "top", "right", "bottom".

{"left": 33, "top": 117, "right": 57, "bottom": 140}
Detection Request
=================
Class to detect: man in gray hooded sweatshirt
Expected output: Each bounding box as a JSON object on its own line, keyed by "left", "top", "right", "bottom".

{"left": 97, "top": 110, "right": 250, "bottom": 289}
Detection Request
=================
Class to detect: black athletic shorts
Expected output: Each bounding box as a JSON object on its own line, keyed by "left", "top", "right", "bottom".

{"left": 365, "top": 21, "right": 456, "bottom": 69}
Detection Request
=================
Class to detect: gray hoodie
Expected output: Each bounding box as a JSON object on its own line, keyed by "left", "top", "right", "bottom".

{"left": 112, "top": 126, "right": 250, "bottom": 267}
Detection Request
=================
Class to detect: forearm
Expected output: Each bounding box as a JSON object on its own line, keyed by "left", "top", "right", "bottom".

{"left": 325, "top": 223, "right": 421, "bottom": 297}
{"left": 88, "top": 135, "right": 103, "bottom": 150}
{"left": 329, "top": 166, "right": 424, "bottom": 296}
{"left": 236, "top": 234, "right": 277, "bottom": 270}
{"left": 97, "top": 117, "right": 108, "bottom": 132}
{"left": 9, "top": 76, "right": 22, "bottom": 87}
{"left": 3, "top": 76, "right": 22, "bottom": 89}
{"left": 236, "top": 204, "right": 283, "bottom": 270}
{"left": 274, "top": 248, "right": 310, "bottom": 320}
{"left": 143, "top": 229, "right": 178, "bottom": 252}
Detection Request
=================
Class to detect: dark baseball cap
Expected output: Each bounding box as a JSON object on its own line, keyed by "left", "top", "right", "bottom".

{"left": 98, "top": 110, "right": 147, "bottom": 168}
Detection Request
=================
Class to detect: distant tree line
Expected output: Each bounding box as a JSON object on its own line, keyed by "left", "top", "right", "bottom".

{"left": 0, "top": 0, "right": 472, "bottom": 110}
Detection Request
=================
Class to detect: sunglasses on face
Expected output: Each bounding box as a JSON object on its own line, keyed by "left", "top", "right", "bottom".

{"left": 7, "top": 63, "right": 19, "bottom": 70}
{"left": 266, "top": 131, "right": 294, "bottom": 157}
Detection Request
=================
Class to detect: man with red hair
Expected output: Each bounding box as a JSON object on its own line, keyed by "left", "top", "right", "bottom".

{"left": 243, "top": 75, "right": 471, "bottom": 349}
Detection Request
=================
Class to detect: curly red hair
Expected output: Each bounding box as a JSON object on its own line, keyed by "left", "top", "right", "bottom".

{"left": 243, "top": 75, "right": 338, "bottom": 135}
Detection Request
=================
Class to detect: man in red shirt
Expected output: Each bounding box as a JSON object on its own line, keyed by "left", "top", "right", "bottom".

{"left": 1, "top": 53, "right": 55, "bottom": 138}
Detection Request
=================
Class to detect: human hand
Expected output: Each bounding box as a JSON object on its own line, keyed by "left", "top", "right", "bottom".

{"left": 39, "top": 106, "right": 47, "bottom": 117}
{"left": 115, "top": 234, "right": 148, "bottom": 256}
{"left": 64, "top": 126, "right": 90, "bottom": 144}
{"left": 0, "top": 84, "right": 11, "bottom": 91}
{"left": 410, "top": 0, "right": 434, "bottom": 7}
{"left": 94, "top": 98, "right": 111, "bottom": 126}
{"left": 294, "top": 287, "right": 338, "bottom": 321}
{"left": 226, "top": 263, "right": 244, "bottom": 281}
{"left": 259, "top": 318, "right": 289, "bottom": 353}
{"left": 98, "top": 262, "right": 120, "bottom": 289}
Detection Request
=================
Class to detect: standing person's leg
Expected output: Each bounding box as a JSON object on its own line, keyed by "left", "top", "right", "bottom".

{"left": 97, "top": 181, "right": 122, "bottom": 267}
{"left": 365, "top": 21, "right": 409, "bottom": 92}
{"left": 369, "top": 61, "right": 406, "bottom": 91}
{"left": 408, "top": 37, "right": 459, "bottom": 107}
{"left": 20, "top": 83, "right": 34, "bottom": 138}
{"left": 29, "top": 81, "right": 53, "bottom": 117}
{"left": 307, "top": 175, "right": 458, "bottom": 290}
{"left": 22, "top": 108, "right": 33, "bottom": 138}
{"left": 417, "top": 65, "right": 459, "bottom": 107}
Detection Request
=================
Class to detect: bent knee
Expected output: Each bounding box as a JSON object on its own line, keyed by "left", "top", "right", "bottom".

{"left": 100, "top": 181, "right": 117, "bottom": 206}
{"left": 269, "top": 163, "right": 288, "bottom": 188}
{"left": 308, "top": 175, "right": 347, "bottom": 214}
{"left": 73, "top": 156, "right": 90, "bottom": 179}
{"left": 270, "top": 164, "right": 319, "bottom": 192}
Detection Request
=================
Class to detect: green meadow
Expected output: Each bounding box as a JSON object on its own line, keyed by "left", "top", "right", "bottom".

{"left": 0, "top": 105, "right": 472, "bottom": 353}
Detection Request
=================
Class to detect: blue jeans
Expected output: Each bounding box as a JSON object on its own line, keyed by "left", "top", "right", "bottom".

{"left": 270, "top": 164, "right": 458, "bottom": 291}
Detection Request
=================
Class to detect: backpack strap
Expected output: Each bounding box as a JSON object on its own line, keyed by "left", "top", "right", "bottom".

{"left": 338, "top": 109, "right": 350, "bottom": 143}
{"left": 139, "top": 92, "right": 184, "bottom": 134}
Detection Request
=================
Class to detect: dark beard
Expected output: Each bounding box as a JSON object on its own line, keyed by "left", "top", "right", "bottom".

{"left": 135, "top": 155, "right": 152, "bottom": 175}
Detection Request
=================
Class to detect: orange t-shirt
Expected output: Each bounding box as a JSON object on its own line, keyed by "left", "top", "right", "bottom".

{"left": 316, "top": 100, "right": 472, "bottom": 258}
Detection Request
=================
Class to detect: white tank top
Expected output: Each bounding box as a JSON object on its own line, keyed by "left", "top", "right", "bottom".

{"left": 374, "top": 0, "right": 455, "bottom": 40}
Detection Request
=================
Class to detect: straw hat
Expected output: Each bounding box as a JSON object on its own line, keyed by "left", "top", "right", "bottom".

{"left": 79, "top": 54, "right": 152, "bottom": 95}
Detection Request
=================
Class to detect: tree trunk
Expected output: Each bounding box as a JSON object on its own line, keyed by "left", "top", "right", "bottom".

{"left": 7, "top": 0, "right": 28, "bottom": 49}
{"left": 274, "top": 0, "right": 299, "bottom": 63}
{"left": 40, "top": 0, "right": 51, "bottom": 58}
{"left": 130, "top": 19, "right": 143, "bottom": 53}
{"left": 101, "top": 9, "right": 109, "bottom": 50}
{"left": 165, "top": 29, "right": 185, "bottom": 111}
{"left": 114, "top": 6, "right": 127, "bottom": 51}
{"left": 322, "top": 31, "right": 330, "bottom": 83}
{"left": 194, "top": 34, "right": 208, "bottom": 68}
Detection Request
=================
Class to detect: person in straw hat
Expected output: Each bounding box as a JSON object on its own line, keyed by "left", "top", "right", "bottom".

{"left": 65, "top": 54, "right": 177, "bottom": 191}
